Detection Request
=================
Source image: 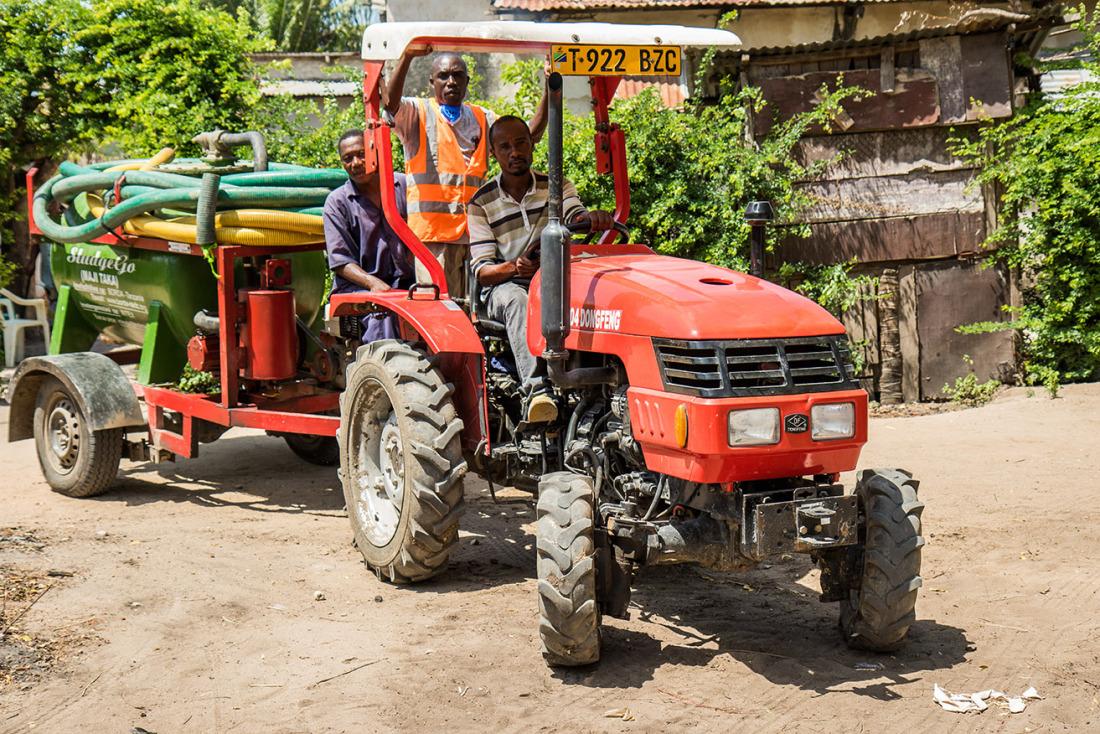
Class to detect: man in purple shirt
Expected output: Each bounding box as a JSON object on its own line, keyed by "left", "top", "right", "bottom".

{"left": 323, "top": 129, "right": 415, "bottom": 342}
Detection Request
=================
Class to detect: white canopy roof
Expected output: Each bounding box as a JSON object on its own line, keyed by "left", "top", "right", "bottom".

{"left": 362, "top": 21, "right": 741, "bottom": 61}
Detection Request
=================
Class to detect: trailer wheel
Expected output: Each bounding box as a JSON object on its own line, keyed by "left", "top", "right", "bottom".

{"left": 339, "top": 340, "right": 466, "bottom": 583}
{"left": 33, "top": 376, "right": 122, "bottom": 498}
{"left": 537, "top": 471, "right": 601, "bottom": 666}
{"left": 841, "top": 468, "right": 924, "bottom": 652}
{"left": 283, "top": 434, "right": 340, "bottom": 466}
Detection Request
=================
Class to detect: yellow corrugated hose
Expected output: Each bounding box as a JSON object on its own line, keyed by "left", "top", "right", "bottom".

{"left": 85, "top": 194, "right": 325, "bottom": 246}
{"left": 104, "top": 147, "right": 178, "bottom": 172}
{"left": 93, "top": 148, "right": 325, "bottom": 245}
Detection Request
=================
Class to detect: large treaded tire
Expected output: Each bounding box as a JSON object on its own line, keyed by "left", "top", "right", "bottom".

{"left": 841, "top": 468, "right": 925, "bottom": 652}
{"left": 338, "top": 340, "right": 466, "bottom": 583}
{"left": 537, "top": 471, "right": 600, "bottom": 666}
{"left": 283, "top": 434, "right": 340, "bottom": 466}
{"left": 33, "top": 376, "right": 122, "bottom": 498}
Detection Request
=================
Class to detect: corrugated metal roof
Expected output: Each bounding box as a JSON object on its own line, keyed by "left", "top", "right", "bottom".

{"left": 616, "top": 76, "right": 687, "bottom": 106}
{"left": 495, "top": 0, "right": 909, "bottom": 9}
{"left": 736, "top": 5, "right": 1064, "bottom": 57}
{"left": 260, "top": 80, "right": 360, "bottom": 97}
{"left": 1040, "top": 68, "right": 1097, "bottom": 97}
{"left": 496, "top": 0, "right": 725, "bottom": 9}
{"left": 250, "top": 52, "right": 359, "bottom": 60}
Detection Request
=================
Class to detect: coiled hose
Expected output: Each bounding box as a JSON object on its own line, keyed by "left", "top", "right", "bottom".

{"left": 34, "top": 149, "right": 346, "bottom": 247}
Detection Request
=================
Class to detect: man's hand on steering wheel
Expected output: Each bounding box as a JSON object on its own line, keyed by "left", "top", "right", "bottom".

{"left": 515, "top": 254, "right": 540, "bottom": 278}
{"left": 565, "top": 210, "right": 631, "bottom": 244}
{"left": 580, "top": 209, "right": 615, "bottom": 232}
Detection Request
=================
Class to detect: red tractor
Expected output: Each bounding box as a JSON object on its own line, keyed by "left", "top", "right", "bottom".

{"left": 333, "top": 22, "right": 924, "bottom": 666}
{"left": 8, "top": 21, "right": 923, "bottom": 669}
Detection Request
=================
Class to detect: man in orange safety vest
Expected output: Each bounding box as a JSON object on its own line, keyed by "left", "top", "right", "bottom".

{"left": 383, "top": 50, "right": 547, "bottom": 302}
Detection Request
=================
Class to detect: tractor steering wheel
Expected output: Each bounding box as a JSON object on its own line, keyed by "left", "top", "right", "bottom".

{"left": 565, "top": 218, "right": 631, "bottom": 245}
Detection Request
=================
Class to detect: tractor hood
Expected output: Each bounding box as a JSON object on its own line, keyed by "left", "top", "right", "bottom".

{"left": 546, "top": 250, "right": 845, "bottom": 341}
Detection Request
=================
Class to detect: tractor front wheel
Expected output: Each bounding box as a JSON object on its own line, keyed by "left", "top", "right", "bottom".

{"left": 537, "top": 471, "right": 601, "bottom": 666}
{"left": 33, "top": 376, "right": 122, "bottom": 497}
{"left": 840, "top": 468, "right": 924, "bottom": 652}
{"left": 339, "top": 340, "right": 466, "bottom": 583}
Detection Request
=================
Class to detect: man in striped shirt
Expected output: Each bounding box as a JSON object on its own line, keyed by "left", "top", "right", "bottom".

{"left": 382, "top": 51, "right": 548, "bottom": 301}
{"left": 468, "top": 115, "right": 613, "bottom": 423}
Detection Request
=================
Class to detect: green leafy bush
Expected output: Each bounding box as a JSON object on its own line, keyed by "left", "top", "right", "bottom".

{"left": 942, "top": 355, "right": 1001, "bottom": 407}
{"left": 209, "top": 0, "right": 375, "bottom": 52}
{"left": 175, "top": 364, "right": 220, "bottom": 394}
{"left": 0, "top": 0, "right": 95, "bottom": 235}
{"left": 776, "top": 260, "right": 878, "bottom": 318}
{"left": 71, "top": 0, "right": 267, "bottom": 156}
{"left": 951, "top": 7, "right": 1100, "bottom": 386}
{"left": 2, "top": 0, "right": 270, "bottom": 274}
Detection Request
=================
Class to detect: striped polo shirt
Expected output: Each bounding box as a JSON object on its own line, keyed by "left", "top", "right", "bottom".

{"left": 468, "top": 171, "right": 587, "bottom": 283}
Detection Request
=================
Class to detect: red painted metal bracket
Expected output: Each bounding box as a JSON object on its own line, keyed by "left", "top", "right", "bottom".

{"left": 589, "top": 76, "right": 631, "bottom": 244}
{"left": 363, "top": 60, "right": 449, "bottom": 298}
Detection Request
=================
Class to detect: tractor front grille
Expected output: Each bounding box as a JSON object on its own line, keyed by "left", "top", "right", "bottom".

{"left": 653, "top": 335, "right": 858, "bottom": 398}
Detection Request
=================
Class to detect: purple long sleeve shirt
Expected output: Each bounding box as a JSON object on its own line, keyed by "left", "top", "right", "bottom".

{"left": 323, "top": 175, "right": 414, "bottom": 294}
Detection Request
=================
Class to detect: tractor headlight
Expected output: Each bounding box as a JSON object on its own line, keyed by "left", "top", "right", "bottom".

{"left": 811, "top": 402, "right": 855, "bottom": 440}
{"left": 728, "top": 408, "right": 780, "bottom": 446}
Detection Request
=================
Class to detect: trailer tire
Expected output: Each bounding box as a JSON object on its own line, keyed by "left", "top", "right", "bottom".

{"left": 283, "top": 434, "right": 340, "bottom": 466}
{"left": 33, "top": 376, "right": 122, "bottom": 498}
{"left": 537, "top": 471, "right": 601, "bottom": 666}
{"left": 339, "top": 340, "right": 466, "bottom": 583}
{"left": 841, "top": 468, "right": 924, "bottom": 652}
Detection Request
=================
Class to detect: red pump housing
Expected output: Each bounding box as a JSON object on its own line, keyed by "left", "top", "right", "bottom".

{"left": 239, "top": 289, "right": 297, "bottom": 380}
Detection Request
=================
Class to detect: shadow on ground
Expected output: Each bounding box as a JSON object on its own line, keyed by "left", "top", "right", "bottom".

{"left": 105, "top": 432, "right": 344, "bottom": 515}
{"left": 556, "top": 560, "right": 970, "bottom": 698}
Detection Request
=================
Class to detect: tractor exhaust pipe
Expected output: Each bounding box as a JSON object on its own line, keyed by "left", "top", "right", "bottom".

{"left": 744, "top": 200, "right": 774, "bottom": 279}
{"left": 541, "top": 72, "right": 569, "bottom": 362}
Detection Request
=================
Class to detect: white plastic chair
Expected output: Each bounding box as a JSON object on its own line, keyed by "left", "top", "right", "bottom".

{"left": 0, "top": 287, "right": 51, "bottom": 367}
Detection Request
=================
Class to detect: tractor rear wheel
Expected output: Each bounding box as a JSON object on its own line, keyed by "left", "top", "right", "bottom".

{"left": 841, "top": 468, "right": 924, "bottom": 652}
{"left": 33, "top": 376, "right": 122, "bottom": 498}
{"left": 283, "top": 434, "right": 340, "bottom": 466}
{"left": 537, "top": 471, "right": 601, "bottom": 666}
{"left": 338, "top": 340, "right": 466, "bottom": 583}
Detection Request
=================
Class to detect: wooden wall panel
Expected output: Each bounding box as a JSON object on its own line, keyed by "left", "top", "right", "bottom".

{"left": 961, "top": 32, "right": 1012, "bottom": 119}
{"left": 898, "top": 264, "right": 920, "bottom": 402}
{"left": 918, "top": 37, "right": 966, "bottom": 123}
{"left": 754, "top": 69, "right": 940, "bottom": 136}
{"left": 795, "top": 127, "right": 978, "bottom": 180}
{"left": 915, "top": 259, "right": 1015, "bottom": 399}
{"left": 797, "top": 168, "right": 982, "bottom": 223}
{"left": 840, "top": 279, "right": 880, "bottom": 379}
{"left": 779, "top": 211, "right": 988, "bottom": 265}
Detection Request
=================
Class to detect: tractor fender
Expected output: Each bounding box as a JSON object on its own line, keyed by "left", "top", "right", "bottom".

{"left": 7, "top": 352, "right": 146, "bottom": 442}
{"left": 327, "top": 291, "right": 488, "bottom": 450}
{"left": 328, "top": 291, "right": 483, "bottom": 355}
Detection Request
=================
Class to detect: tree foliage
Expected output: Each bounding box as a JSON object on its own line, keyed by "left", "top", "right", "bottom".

{"left": 208, "top": 0, "right": 373, "bottom": 52}
{"left": 952, "top": 8, "right": 1100, "bottom": 385}
{"left": 1, "top": 0, "right": 268, "bottom": 285}
{"left": 0, "top": 0, "right": 95, "bottom": 230}
{"left": 72, "top": 0, "right": 267, "bottom": 156}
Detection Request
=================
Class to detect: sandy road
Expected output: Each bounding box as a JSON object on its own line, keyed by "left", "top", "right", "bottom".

{"left": 2, "top": 384, "right": 1098, "bottom": 733}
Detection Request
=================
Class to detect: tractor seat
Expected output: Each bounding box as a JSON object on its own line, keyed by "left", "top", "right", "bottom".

{"left": 468, "top": 266, "right": 509, "bottom": 338}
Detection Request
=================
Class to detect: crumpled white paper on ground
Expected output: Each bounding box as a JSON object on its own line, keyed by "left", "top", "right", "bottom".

{"left": 933, "top": 683, "right": 1042, "bottom": 714}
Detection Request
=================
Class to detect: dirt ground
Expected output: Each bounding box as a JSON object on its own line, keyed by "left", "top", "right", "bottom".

{"left": 1, "top": 383, "right": 1098, "bottom": 733}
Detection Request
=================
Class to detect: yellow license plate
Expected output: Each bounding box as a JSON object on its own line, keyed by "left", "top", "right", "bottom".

{"left": 551, "top": 44, "right": 681, "bottom": 77}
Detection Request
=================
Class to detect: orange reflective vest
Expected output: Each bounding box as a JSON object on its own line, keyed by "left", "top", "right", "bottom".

{"left": 405, "top": 99, "right": 490, "bottom": 243}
